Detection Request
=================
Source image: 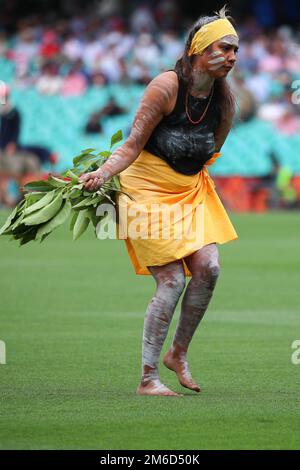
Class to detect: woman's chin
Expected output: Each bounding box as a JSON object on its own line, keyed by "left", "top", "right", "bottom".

{"left": 211, "top": 68, "right": 232, "bottom": 79}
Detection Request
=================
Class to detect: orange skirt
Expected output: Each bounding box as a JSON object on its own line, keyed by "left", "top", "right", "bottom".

{"left": 116, "top": 150, "right": 238, "bottom": 276}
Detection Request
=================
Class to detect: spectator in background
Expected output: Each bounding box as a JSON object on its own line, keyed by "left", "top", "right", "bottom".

{"left": 62, "top": 33, "right": 84, "bottom": 62}
{"left": 258, "top": 37, "right": 285, "bottom": 74}
{"left": 96, "top": 45, "right": 125, "bottom": 83}
{"left": 155, "top": 0, "right": 180, "bottom": 31}
{"left": 97, "top": 97, "right": 126, "bottom": 117}
{"left": 13, "top": 28, "right": 38, "bottom": 81}
{"left": 36, "top": 62, "right": 63, "bottom": 95}
{"left": 130, "top": 4, "right": 157, "bottom": 34}
{"left": 0, "top": 85, "right": 20, "bottom": 156}
{"left": 0, "top": 31, "right": 8, "bottom": 56}
{"left": 97, "top": 0, "right": 121, "bottom": 19}
{"left": 234, "top": 41, "right": 258, "bottom": 73}
{"left": 132, "top": 33, "right": 161, "bottom": 69}
{"left": 275, "top": 105, "right": 300, "bottom": 135}
{"left": 82, "top": 34, "right": 105, "bottom": 71}
{"left": 249, "top": 153, "right": 281, "bottom": 209}
{"left": 39, "top": 30, "right": 60, "bottom": 60}
{"left": 159, "top": 30, "right": 183, "bottom": 67}
{"left": 90, "top": 71, "right": 109, "bottom": 88}
{"left": 62, "top": 62, "right": 87, "bottom": 96}
{"left": 0, "top": 85, "right": 41, "bottom": 207}
{"left": 84, "top": 97, "right": 126, "bottom": 134}
{"left": 127, "top": 59, "right": 152, "bottom": 85}
{"left": 0, "top": 84, "right": 56, "bottom": 165}
{"left": 85, "top": 112, "right": 103, "bottom": 134}
{"left": 19, "top": 145, "right": 58, "bottom": 166}
{"left": 257, "top": 91, "right": 288, "bottom": 123}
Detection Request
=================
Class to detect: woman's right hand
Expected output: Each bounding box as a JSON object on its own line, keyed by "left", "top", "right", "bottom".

{"left": 78, "top": 169, "right": 105, "bottom": 192}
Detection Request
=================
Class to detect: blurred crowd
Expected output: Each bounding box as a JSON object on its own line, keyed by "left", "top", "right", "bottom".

{"left": 1, "top": 2, "right": 300, "bottom": 131}
{"left": 0, "top": 2, "right": 184, "bottom": 91}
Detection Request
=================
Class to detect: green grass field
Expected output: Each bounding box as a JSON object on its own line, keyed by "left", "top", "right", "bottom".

{"left": 0, "top": 210, "right": 299, "bottom": 450}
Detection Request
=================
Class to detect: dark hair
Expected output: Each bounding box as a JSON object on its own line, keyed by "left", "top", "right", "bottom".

{"left": 174, "top": 6, "right": 236, "bottom": 122}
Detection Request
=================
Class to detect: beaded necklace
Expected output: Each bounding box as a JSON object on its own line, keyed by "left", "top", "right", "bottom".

{"left": 185, "top": 85, "right": 214, "bottom": 125}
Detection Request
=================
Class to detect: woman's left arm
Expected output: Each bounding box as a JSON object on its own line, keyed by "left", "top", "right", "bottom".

{"left": 214, "top": 110, "right": 234, "bottom": 152}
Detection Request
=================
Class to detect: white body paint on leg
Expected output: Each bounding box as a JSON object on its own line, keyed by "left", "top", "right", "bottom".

{"left": 141, "top": 261, "right": 185, "bottom": 383}
{"left": 173, "top": 244, "right": 220, "bottom": 350}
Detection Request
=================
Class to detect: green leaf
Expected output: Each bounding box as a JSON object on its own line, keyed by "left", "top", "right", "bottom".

{"left": 80, "top": 148, "right": 96, "bottom": 154}
{"left": 36, "top": 199, "right": 72, "bottom": 241}
{"left": 112, "top": 175, "right": 121, "bottom": 191}
{"left": 65, "top": 169, "right": 79, "bottom": 182}
{"left": 86, "top": 207, "right": 97, "bottom": 226}
{"left": 5, "top": 130, "right": 135, "bottom": 246}
{"left": 86, "top": 206, "right": 106, "bottom": 223}
{"left": 23, "top": 190, "right": 56, "bottom": 216}
{"left": 73, "top": 153, "right": 98, "bottom": 168}
{"left": 73, "top": 209, "right": 90, "bottom": 240}
{"left": 89, "top": 162, "right": 99, "bottom": 171}
{"left": 0, "top": 204, "right": 20, "bottom": 236}
{"left": 24, "top": 180, "right": 54, "bottom": 192}
{"left": 69, "top": 188, "right": 82, "bottom": 199}
{"left": 98, "top": 188, "right": 115, "bottom": 206}
{"left": 72, "top": 195, "right": 95, "bottom": 209}
{"left": 25, "top": 192, "right": 46, "bottom": 207}
{"left": 71, "top": 183, "right": 84, "bottom": 190}
{"left": 110, "top": 129, "right": 123, "bottom": 149}
{"left": 22, "top": 191, "right": 64, "bottom": 226}
{"left": 9, "top": 211, "right": 27, "bottom": 231}
{"left": 69, "top": 210, "right": 79, "bottom": 231}
{"left": 81, "top": 158, "right": 103, "bottom": 173}
{"left": 86, "top": 207, "right": 103, "bottom": 237}
{"left": 13, "top": 225, "right": 36, "bottom": 240}
{"left": 40, "top": 232, "right": 52, "bottom": 243}
{"left": 19, "top": 226, "right": 39, "bottom": 246}
{"left": 61, "top": 167, "right": 81, "bottom": 176}
{"left": 47, "top": 175, "right": 68, "bottom": 188}
{"left": 98, "top": 151, "right": 111, "bottom": 158}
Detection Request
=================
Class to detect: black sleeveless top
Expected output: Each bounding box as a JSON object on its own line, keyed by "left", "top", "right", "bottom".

{"left": 144, "top": 70, "right": 221, "bottom": 175}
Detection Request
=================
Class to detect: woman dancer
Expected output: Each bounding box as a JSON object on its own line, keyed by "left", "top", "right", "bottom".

{"left": 79, "top": 7, "right": 239, "bottom": 396}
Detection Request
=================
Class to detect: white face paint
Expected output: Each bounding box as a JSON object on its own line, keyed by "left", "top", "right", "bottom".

{"left": 190, "top": 35, "right": 238, "bottom": 95}
{"left": 208, "top": 51, "right": 223, "bottom": 59}
{"left": 220, "top": 35, "right": 239, "bottom": 48}
{"left": 207, "top": 51, "right": 226, "bottom": 71}
{"left": 207, "top": 36, "right": 239, "bottom": 72}
{"left": 190, "top": 68, "right": 214, "bottom": 96}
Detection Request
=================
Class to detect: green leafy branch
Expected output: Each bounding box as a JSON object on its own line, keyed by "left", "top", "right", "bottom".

{"left": 0, "top": 130, "right": 133, "bottom": 245}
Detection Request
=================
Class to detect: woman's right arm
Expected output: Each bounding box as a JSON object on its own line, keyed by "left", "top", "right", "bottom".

{"left": 79, "top": 72, "right": 178, "bottom": 191}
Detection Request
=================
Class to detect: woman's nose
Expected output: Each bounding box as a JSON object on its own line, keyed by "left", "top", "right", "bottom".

{"left": 228, "top": 51, "right": 237, "bottom": 64}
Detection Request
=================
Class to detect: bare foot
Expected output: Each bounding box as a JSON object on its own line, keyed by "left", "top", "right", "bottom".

{"left": 163, "top": 350, "right": 201, "bottom": 393}
{"left": 136, "top": 379, "right": 183, "bottom": 396}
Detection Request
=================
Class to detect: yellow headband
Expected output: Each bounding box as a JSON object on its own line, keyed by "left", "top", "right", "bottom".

{"left": 188, "top": 18, "right": 238, "bottom": 57}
